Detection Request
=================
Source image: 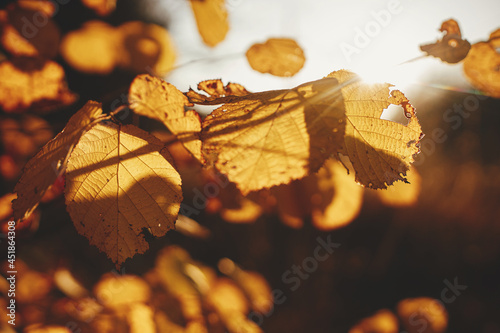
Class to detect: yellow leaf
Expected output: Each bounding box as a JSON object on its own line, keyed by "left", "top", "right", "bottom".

{"left": 129, "top": 74, "right": 202, "bottom": 162}
{"left": 310, "top": 159, "right": 363, "bottom": 230}
{"left": 65, "top": 123, "right": 182, "bottom": 266}
{"left": 0, "top": 58, "right": 77, "bottom": 113}
{"left": 12, "top": 101, "right": 102, "bottom": 221}
{"left": 246, "top": 38, "right": 306, "bottom": 77}
{"left": 463, "top": 28, "right": 500, "bottom": 98}
{"left": 329, "top": 70, "right": 422, "bottom": 189}
{"left": 189, "top": 0, "right": 229, "bottom": 47}
{"left": 199, "top": 76, "right": 346, "bottom": 194}
{"left": 420, "top": 19, "right": 471, "bottom": 64}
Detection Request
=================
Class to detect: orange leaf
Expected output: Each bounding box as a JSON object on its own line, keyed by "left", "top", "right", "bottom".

{"left": 189, "top": 0, "right": 229, "bottom": 47}
{"left": 463, "top": 28, "right": 500, "bottom": 98}
{"left": 81, "top": 0, "right": 117, "bottom": 16}
{"left": 246, "top": 38, "right": 306, "bottom": 77}
{"left": 0, "top": 58, "right": 77, "bottom": 113}
{"left": 397, "top": 297, "right": 448, "bottom": 333}
{"left": 349, "top": 309, "right": 399, "bottom": 333}
{"left": 420, "top": 19, "right": 471, "bottom": 64}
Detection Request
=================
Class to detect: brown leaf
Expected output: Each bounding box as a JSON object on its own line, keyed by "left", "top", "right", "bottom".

{"left": 129, "top": 74, "right": 202, "bottom": 162}
{"left": 463, "top": 28, "right": 500, "bottom": 98}
{"left": 186, "top": 79, "right": 250, "bottom": 104}
{"left": 199, "top": 76, "right": 346, "bottom": 194}
{"left": 329, "top": 70, "right": 422, "bottom": 189}
{"left": 246, "top": 38, "right": 306, "bottom": 77}
{"left": 81, "top": 0, "right": 117, "bottom": 16}
{"left": 12, "top": 101, "right": 102, "bottom": 221}
{"left": 189, "top": 0, "right": 229, "bottom": 47}
{"left": 65, "top": 123, "right": 183, "bottom": 266}
{"left": 60, "top": 21, "right": 119, "bottom": 74}
{"left": 0, "top": 58, "right": 77, "bottom": 113}
{"left": 420, "top": 19, "right": 471, "bottom": 63}
{"left": 0, "top": 5, "right": 60, "bottom": 58}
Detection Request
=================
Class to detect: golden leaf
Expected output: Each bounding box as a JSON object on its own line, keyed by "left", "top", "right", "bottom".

{"left": 199, "top": 76, "right": 346, "bottom": 194}
{"left": 12, "top": 101, "right": 102, "bottom": 221}
{"left": 0, "top": 58, "right": 77, "bottom": 113}
{"left": 60, "top": 21, "right": 119, "bottom": 74}
{"left": 129, "top": 74, "right": 202, "bottom": 162}
{"left": 117, "top": 21, "right": 176, "bottom": 76}
{"left": 309, "top": 159, "right": 363, "bottom": 230}
{"left": 349, "top": 309, "right": 399, "bottom": 333}
{"left": 397, "top": 297, "right": 448, "bottom": 333}
{"left": 65, "top": 123, "right": 182, "bottom": 266}
{"left": 420, "top": 19, "right": 471, "bottom": 63}
{"left": 93, "top": 274, "right": 151, "bottom": 310}
{"left": 185, "top": 79, "right": 250, "bottom": 104}
{"left": 329, "top": 70, "right": 422, "bottom": 189}
{"left": 463, "top": 28, "right": 500, "bottom": 98}
{"left": 81, "top": 0, "right": 117, "bottom": 16}
{"left": 189, "top": 0, "right": 229, "bottom": 47}
{"left": 246, "top": 38, "right": 306, "bottom": 77}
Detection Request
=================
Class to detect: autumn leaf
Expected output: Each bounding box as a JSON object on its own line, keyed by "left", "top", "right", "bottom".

{"left": 129, "top": 74, "right": 202, "bottom": 162}
{"left": 329, "top": 70, "right": 422, "bottom": 189}
{"left": 60, "top": 21, "right": 119, "bottom": 74}
{"left": 117, "top": 21, "right": 176, "bottom": 76}
{"left": 0, "top": 4, "right": 60, "bottom": 58}
{"left": 0, "top": 58, "right": 77, "bottom": 113}
{"left": 197, "top": 76, "right": 346, "bottom": 194}
{"left": 185, "top": 79, "right": 250, "bottom": 104}
{"left": 308, "top": 159, "right": 363, "bottom": 230}
{"left": 189, "top": 0, "right": 229, "bottom": 47}
{"left": 12, "top": 101, "right": 102, "bottom": 221}
{"left": 374, "top": 166, "right": 421, "bottom": 207}
{"left": 420, "top": 19, "right": 471, "bottom": 63}
{"left": 463, "top": 28, "right": 500, "bottom": 98}
{"left": 64, "top": 123, "right": 183, "bottom": 267}
{"left": 246, "top": 38, "right": 306, "bottom": 77}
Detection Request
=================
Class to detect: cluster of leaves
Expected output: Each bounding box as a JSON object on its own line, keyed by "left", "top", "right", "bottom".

{"left": 10, "top": 69, "right": 422, "bottom": 267}
{"left": 420, "top": 19, "right": 500, "bottom": 97}
{"left": 0, "top": 246, "right": 272, "bottom": 333}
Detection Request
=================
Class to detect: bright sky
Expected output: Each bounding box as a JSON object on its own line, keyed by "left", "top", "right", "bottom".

{"left": 143, "top": 0, "right": 500, "bottom": 95}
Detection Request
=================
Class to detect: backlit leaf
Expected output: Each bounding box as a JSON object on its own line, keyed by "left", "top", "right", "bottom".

{"left": 0, "top": 58, "right": 77, "bottom": 113}
{"left": 420, "top": 19, "right": 471, "bottom": 63}
{"left": 12, "top": 101, "right": 102, "bottom": 221}
{"left": 198, "top": 76, "right": 346, "bottom": 194}
{"left": 189, "top": 0, "right": 229, "bottom": 47}
{"left": 129, "top": 74, "right": 202, "bottom": 162}
{"left": 463, "top": 28, "right": 500, "bottom": 98}
{"left": 329, "top": 70, "right": 422, "bottom": 189}
{"left": 246, "top": 38, "right": 306, "bottom": 77}
{"left": 375, "top": 166, "right": 421, "bottom": 207}
{"left": 65, "top": 123, "right": 182, "bottom": 267}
